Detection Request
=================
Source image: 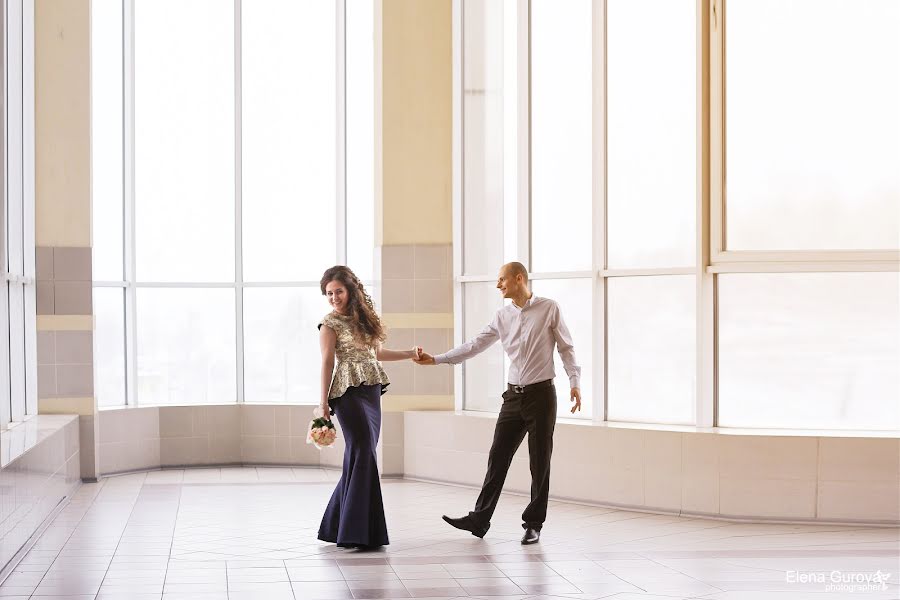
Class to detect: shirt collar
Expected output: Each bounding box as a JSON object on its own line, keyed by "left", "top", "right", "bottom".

{"left": 512, "top": 294, "right": 537, "bottom": 310}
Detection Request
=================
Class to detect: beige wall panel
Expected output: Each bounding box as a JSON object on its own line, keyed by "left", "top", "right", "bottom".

{"left": 34, "top": 0, "right": 91, "bottom": 247}
{"left": 381, "top": 0, "right": 452, "bottom": 245}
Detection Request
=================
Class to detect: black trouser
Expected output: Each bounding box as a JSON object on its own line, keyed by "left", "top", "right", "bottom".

{"left": 469, "top": 380, "right": 557, "bottom": 531}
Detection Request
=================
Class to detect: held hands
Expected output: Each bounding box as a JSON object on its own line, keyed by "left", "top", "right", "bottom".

{"left": 570, "top": 388, "right": 582, "bottom": 413}
{"left": 412, "top": 346, "right": 436, "bottom": 365}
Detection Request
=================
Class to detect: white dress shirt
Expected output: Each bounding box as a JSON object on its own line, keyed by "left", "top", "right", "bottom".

{"left": 434, "top": 295, "right": 581, "bottom": 389}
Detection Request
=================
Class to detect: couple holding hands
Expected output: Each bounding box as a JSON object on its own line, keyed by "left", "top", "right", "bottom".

{"left": 316, "top": 262, "right": 581, "bottom": 549}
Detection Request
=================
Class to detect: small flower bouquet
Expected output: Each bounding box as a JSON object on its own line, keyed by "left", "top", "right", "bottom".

{"left": 307, "top": 416, "right": 337, "bottom": 449}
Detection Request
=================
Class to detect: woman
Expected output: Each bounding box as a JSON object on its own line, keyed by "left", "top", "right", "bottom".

{"left": 317, "top": 265, "right": 419, "bottom": 548}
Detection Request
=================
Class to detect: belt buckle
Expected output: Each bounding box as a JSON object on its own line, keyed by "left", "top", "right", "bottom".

{"left": 513, "top": 385, "right": 525, "bottom": 394}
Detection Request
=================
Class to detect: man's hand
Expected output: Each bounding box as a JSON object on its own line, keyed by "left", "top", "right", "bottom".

{"left": 413, "top": 347, "right": 436, "bottom": 365}
{"left": 570, "top": 388, "right": 582, "bottom": 413}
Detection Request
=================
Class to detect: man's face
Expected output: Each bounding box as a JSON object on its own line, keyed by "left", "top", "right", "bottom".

{"left": 496, "top": 267, "right": 523, "bottom": 299}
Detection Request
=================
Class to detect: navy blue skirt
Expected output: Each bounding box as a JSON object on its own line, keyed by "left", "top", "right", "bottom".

{"left": 317, "top": 384, "right": 389, "bottom": 547}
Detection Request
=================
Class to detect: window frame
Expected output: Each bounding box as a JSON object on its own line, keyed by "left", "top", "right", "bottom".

{"left": 453, "top": 0, "right": 900, "bottom": 430}
{"left": 93, "top": 0, "right": 372, "bottom": 408}
{"left": 1, "top": 0, "right": 36, "bottom": 431}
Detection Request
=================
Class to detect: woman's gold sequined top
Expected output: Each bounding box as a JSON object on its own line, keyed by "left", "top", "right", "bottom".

{"left": 319, "top": 312, "right": 390, "bottom": 400}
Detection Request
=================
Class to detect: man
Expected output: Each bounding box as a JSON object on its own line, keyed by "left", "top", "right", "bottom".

{"left": 413, "top": 262, "right": 581, "bottom": 545}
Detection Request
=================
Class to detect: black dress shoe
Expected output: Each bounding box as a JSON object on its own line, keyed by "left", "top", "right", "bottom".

{"left": 442, "top": 514, "right": 488, "bottom": 538}
{"left": 521, "top": 527, "right": 540, "bottom": 545}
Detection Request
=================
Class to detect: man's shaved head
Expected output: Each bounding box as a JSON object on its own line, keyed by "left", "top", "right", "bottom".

{"left": 503, "top": 262, "right": 529, "bottom": 283}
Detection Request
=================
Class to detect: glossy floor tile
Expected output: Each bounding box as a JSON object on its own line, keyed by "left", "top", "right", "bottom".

{"left": 0, "top": 467, "right": 897, "bottom": 599}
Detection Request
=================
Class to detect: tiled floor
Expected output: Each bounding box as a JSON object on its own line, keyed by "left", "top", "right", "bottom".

{"left": 1, "top": 467, "right": 897, "bottom": 600}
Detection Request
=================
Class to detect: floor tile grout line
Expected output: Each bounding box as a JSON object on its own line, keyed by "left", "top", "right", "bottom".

{"left": 160, "top": 480, "right": 183, "bottom": 598}
{"left": 24, "top": 478, "right": 110, "bottom": 599}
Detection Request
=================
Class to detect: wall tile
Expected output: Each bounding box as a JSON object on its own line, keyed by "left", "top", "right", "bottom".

{"left": 414, "top": 279, "right": 452, "bottom": 313}
{"left": 241, "top": 436, "right": 275, "bottom": 463}
{"left": 414, "top": 329, "right": 451, "bottom": 355}
{"left": 209, "top": 435, "right": 241, "bottom": 464}
{"left": 818, "top": 438, "right": 900, "bottom": 483}
{"left": 38, "top": 365, "right": 57, "bottom": 399}
{"left": 36, "top": 247, "right": 54, "bottom": 280}
{"left": 53, "top": 247, "right": 92, "bottom": 281}
{"left": 818, "top": 481, "right": 900, "bottom": 521}
{"left": 681, "top": 433, "right": 719, "bottom": 515}
{"left": 242, "top": 406, "right": 275, "bottom": 436}
{"left": 720, "top": 477, "right": 816, "bottom": 519}
{"left": 719, "top": 436, "right": 817, "bottom": 480}
{"left": 385, "top": 328, "right": 415, "bottom": 350}
{"left": 381, "top": 279, "right": 415, "bottom": 313}
{"left": 56, "top": 364, "right": 93, "bottom": 396}
{"left": 37, "top": 331, "right": 55, "bottom": 365}
{"left": 381, "top": 245, "right": 415, "bottom": 280}
{"left": 55, "top": 331, "right": 92, "bottom": 364}
{"left": 290, "top": 436, "right": 321, "bottom": 465}
{"left": 160, "top": 436, "right": 209, "bottom": 466}
{"left": 382, "top": 361, "right": 414, "bottom": 395}
{"left": 274, "top": 407, "right": 291, "bottom": 436}
{"left": 53, "top": 281, "right": 92, "bottom": 315}
{"left": 37, "top": 281, "right": 54, "bottom": 315}
{"left": 414, "top": 365, "right": 452, "bottom": 395}
{"left": 642, "top": 431, "right": 682, "bottom": 512}
{"left": 159, "top": 407, "right": 195, "bottom": 438}
{"left": 413, "top": 245, "right": 451, "bottom": 280}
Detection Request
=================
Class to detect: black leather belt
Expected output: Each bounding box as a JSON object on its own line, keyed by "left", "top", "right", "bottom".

{"left": 507, "top": 379, "right": 553, "bottom": 395}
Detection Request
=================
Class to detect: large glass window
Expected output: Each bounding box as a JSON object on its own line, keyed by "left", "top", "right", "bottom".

{"left": 457, "top": 1, "right": 899, "bottom": 431}
{"left": 92, "top": 0, "right": 375, "bottom": 407}
{"left": 135, "top": 0, "right": 235, "bottom": 282}
{"left": 530, "top": 0, "right": 592, "bottom": 272}
{"left": 2, "top": 0, "right": 36, "bottom": 429}
{"left": 725, "top": 0, "right": 900, "bottom": 251}
{"left": 718, "top": 273, "right": 900, "bottom": 430}
{"left": 607, "top": 0, "right": 695, "bottom": 268}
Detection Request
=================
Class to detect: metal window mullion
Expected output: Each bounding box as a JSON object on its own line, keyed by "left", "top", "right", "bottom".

{"left": 696, "top": 0, "right": 715, "bottom": 428}
{"left": 123, "top": 0, "right": 137, "bottom": 408}
{"left": 0, "top": 0, "right": 9, "bottom": 431}
{"left": 519, "top": 0, "right": 530, "bottom": 270}
{"left": 7, "top": 0, "right": 25, "bottom": 424}
{"left": 22, "top": 0, "right": 34, "bottom": 417}
{"left": 593, "top": 0, "right": 607, "bottom": 424}
{"left": 452, "top": 0, "right": 464, "bottom": 410}
{"left": 336, "top": 0, "right": 347, "bottom": 266}
{"left": 234, "top": 0, "right": 244, "bottom": 405}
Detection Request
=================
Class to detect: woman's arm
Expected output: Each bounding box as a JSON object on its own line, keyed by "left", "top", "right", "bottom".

{"left": 376, "top": 345, "right": 420, "bottom": 362}
{"left": 319, "top": 326, "right": 337, "bottom": 414}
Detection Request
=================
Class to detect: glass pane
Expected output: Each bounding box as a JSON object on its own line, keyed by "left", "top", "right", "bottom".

{"left": 135, "top": 0, "right": 235, "bottom": 282}
{"left": 530, "top": 0, "right": 592, "bottom": 272}
{"left": 347, "top": 0, "right": 375, "bottom": 282}
{"left": 608, "top": 275, "right": 695, "bottom": 424}
{"left": 91, "top": 0, "right": 124, "bottom": 281}
{"left": 463, "top": 0, "right": 517, "bottom": 275}
{"left": 243, "top": 288, "right": 324, "bottom": 404}
{"left": 607, "top": 0, "right": 695, "bottom": 268}
{"left": 462, "top": 282, "right": 505, "bottom": 411}
{"left": 94, "top": 288, "right": 126, "bottom": 408}
{"left": 718, "top": 273, "right": 900, "bottom": 430}
{"left": 136, "top": 289, "right": 236, "bottom": 405}
{"left": 242, "top": 0, "right": 336, "bottom": 282}
{"left": 530, "top": 279, "right": 592, "bottom": 419}
{"left": 726, "top": 0, "right": 900, "bottom": 250}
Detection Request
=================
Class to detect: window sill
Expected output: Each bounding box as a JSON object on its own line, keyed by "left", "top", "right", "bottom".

{"left": 1, "top": 414, "right": 78, "bottom": 468}
{"left": 454, "top": 410, "right": 900, "bottom": 439}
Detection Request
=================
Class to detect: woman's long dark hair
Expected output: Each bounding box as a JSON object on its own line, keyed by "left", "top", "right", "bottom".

{"left": 320, "top": 266, "right": 386, "bottom": 346}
